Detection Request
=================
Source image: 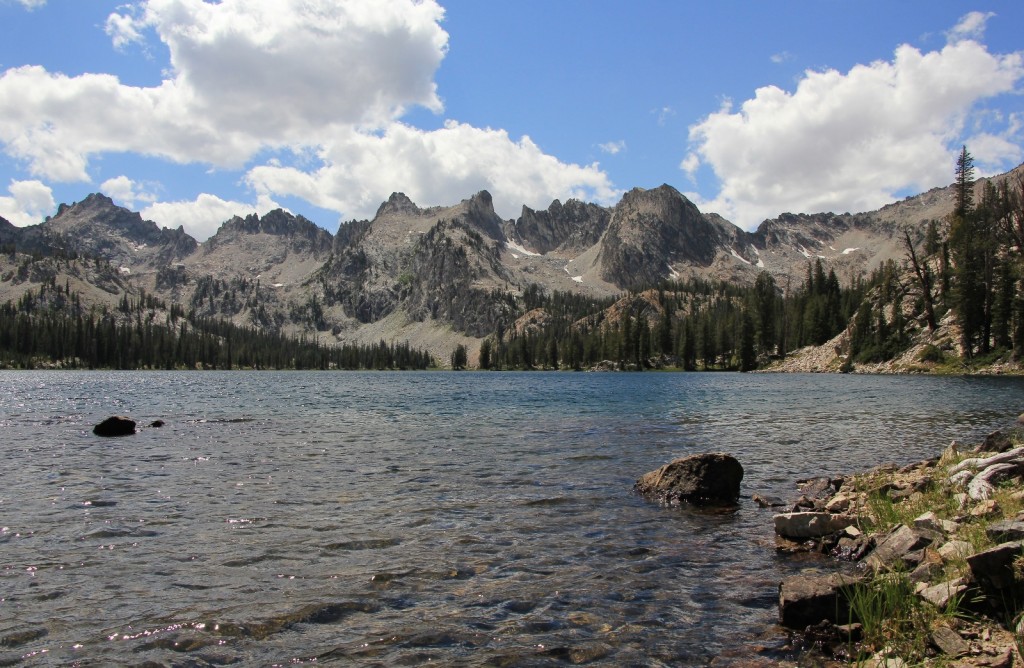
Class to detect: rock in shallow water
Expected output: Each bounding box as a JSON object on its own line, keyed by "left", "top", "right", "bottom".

{"left": 92, "top": 416, "right": 136, "bottom": 437}
{"left": 634, "top": 452, "right": 743, "bottom": 506}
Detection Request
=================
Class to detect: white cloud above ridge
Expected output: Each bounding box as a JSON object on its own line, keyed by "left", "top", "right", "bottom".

{"left": 687, "top": 30, "right": 1024, "bottom": 230}
{"left": 0, "top": 0, "right": 619, "bottom": 237}
{"left": 246, "top": 121, "right": 619, "bottom": 223}
{"left": 142, "top": 192, "right": 280, "bottom": 241}
{"left": 0, "top": 179, "right": 55, "bottom": 226}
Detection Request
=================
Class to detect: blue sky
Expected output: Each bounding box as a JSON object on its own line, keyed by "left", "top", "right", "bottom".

{"left": 0, "top": 1, "right": 1022, "bottom": 240}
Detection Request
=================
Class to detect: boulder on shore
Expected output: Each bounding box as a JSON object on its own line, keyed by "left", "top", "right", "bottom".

{"left": 779, "top": 572, "right": 865, "bottom": 629}
{"left": 634, "top": 453, "right": 743, "bottom": 506}
{"left": 93, "top": 416, "right": 136, "bottom": 437}
{"left": 773, "top": 512, "right": 858, "bottom": 539}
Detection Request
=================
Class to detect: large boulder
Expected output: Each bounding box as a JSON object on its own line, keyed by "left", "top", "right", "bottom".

{"left": 634, "top": 453, "right": 743, "bottom": 506}
{"left": 93, "top": 416, "right": 136, "bottom": 437}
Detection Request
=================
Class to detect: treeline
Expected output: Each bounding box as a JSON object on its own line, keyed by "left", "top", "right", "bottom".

{"left": 479, "top": 263, "right": 868, "bottom": 371}
{"left": 475, "top": 148, "right": 1024, "bottom": 372}
{"left": 0, "top": 280, "right": 433, "bottom": 370}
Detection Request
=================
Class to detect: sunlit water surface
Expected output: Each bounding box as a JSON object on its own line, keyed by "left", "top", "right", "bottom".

{"left": 2, "top": 371, "right": 1024, "bottom": 666}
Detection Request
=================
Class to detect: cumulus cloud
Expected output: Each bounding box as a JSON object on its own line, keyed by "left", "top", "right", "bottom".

{"left": 246, "top": 121, "right": 618, "bottom": 221}
{"left": 0, "top": 179, "right": 55, "bottom": 226}
{"left": 0, "top": 0, "right": 615, "bottom": 227}
{"left": 679, "top": 153, "right": 700, "bottom": 180}
{"left": 142, "top": 193, "right": 280, "bottom": 241}
{"left": 100, "top": 175, "right": 159, "bottom": 209}
{"left": 687, "top": 30, "right": 1024, "bottom": 229}
{"left": 0, "top": 0, "right": 449, "bottom": 180}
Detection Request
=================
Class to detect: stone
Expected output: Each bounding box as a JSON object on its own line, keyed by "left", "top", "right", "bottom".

{"left": 984, "top": 520, "right": 1024, "bottom": 543}
{"left": 865, "top": 524, "right": 938, "bottom": 571}
{"left": 931, "top": 625, "right": 969, "bottom": 657}
{"left": 967, "top": 541, "right": 1024, "bottom": 591}
{"left": 970, "top": 499, "right": 1000, "bottom": 517}
{"left": 149, "top": 419, "right": 165, "bottom": 428}
{"left": 919, "top": 578, "right": 967, "bottom": 609}
{"left": 634, "top": 453, "right": 743, "bottom": 506}
{"left": 773, "top": 512, "right": 858, "bottom": 539}
{"left": 751, "top": 493, "right": 785, "bottom": 508}
{"left": 778, "top": 572, "right": 864, "bottom": 629}
{"left": 977, "top": 429, "right": 1013, "bottom": 454}
{"left": 825, "top": 493, "right": 853, "bottom": 513}
{"left": 796, "top": 476, "right": 836, "bottom": 501}
{"left": 92, "top": 416, "right": 136, "bottom": 437}
{"left": 938, "top": 540, "right": 974, "bottom": 562}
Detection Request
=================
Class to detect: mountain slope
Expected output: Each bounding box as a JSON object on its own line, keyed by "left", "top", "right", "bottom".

{"left": 2, "top": 162, "right": 1021, "bottom": 366}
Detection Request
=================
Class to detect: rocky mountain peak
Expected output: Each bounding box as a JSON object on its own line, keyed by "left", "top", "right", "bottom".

{"left": 455, "top": 190, "right": 503, "bottom": 241}
{"left": 505, "top": 197, "right": 611, "bottom": 254}
{"left": 376, "top": 192, "right": 422, "bottom": 218}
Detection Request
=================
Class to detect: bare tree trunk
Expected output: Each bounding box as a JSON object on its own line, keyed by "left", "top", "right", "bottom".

{"left": 903, "top": 231, "right": 937, "bottom": 332}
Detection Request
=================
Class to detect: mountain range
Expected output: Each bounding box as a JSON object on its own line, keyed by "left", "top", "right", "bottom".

{"left": 2, "top": 164, "right": 1020, "bottom": 364}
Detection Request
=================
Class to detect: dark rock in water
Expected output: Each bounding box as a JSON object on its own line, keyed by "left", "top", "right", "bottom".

{"left": 796, "top": 476, "right": 837, "bottom": 501}
{"left": 149, "top": 420, "right": 165, "bottom": 428}
{"left": 752, "top": 493, "right": 786, "bottom": 508}
{"left": 93, "top": 416, "right": 136, "bottom": 437}
{"left": 778, "top": 572, "right": 864, "bottom": 629}
{"left": 634, "top": 453, "right": 743, "bottom": 506}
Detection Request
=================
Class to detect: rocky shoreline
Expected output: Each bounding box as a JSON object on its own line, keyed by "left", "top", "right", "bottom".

{"left": 768, "top": 423, "right": 1024, "bottom": 666}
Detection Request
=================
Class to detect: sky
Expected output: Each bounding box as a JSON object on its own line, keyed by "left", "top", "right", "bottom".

{"left": 0, "top": 1, "right": 1022, "bottom": 241}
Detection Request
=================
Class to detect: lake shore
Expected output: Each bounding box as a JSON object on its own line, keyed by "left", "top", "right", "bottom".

{"left": 770, "top": 421, "right": 1024, "bottom": 666}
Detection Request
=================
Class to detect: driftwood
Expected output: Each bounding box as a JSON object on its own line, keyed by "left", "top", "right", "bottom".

{"left": 967, "top": 463, "right": 1022, "bottom": 501}
{"left": 949, "top": 447, "right": 1024, "bottom": 475}
{"left": 948, "top": 447, "right": 1024, "bottom": 501}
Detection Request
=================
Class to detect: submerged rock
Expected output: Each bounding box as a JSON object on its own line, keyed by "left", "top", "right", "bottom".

{"left": 634, "top": 453, "right": 743, "bottom": 506}
{"left": 93, "top": 416, "right": 136, "bottom": 437}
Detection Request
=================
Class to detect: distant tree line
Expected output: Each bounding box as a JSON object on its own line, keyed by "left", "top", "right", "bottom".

{"left": 0, "top": 279, "right": 432, "bottom": 370}
{"left": 474, "top": 264, "right": 866, "bottom": 371}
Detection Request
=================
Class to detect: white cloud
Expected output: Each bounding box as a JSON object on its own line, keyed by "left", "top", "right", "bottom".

{"left": 653, "top": 106, "right": 676, "bottom": 126}
{"left": 771, "top": 51, "right": 794, "bottom": 64}
{"left": 100, "top": 175, "right": 158, "bottom": 208}
{"left": 679, "top": 153, "right": 700, "bottom": 180}
{"left": 105, "top": 12, "right": 144, "bottom": 50}
{"left": 15, "top": 0, "right": 46, "bottom": 10}
{"left": 141, "top": 193, "right": 280, "bottom": 241}
{"left": 598, "top": 140, "right": 626, "bottom": 155}
{"left": 0, "top": 0, "right": 615, "bottom": 227}
{"left": 246, "top": 121, "right": 619, "bottom": 221}
{"left": 964, "top": 132, "right": 1023, "bottom": 172}
{"left": 688, "top": 37, "right": 1024, "bottom": 229}
{"left": 0, "top": 0, "right": 449, "bottom": 180}
{"left": 0, "top": 179, "right": 54, "bottom": 226}
{"left": 947, "top": 11, "right": 996, "bottom": 44}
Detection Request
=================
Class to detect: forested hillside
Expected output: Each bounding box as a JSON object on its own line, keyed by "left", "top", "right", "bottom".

{"left": 1, "top": 151, "right": 1022, "bottom": 372}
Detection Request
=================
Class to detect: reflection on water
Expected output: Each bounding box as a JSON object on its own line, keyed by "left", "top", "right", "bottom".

{"left": 1, "top": 371, "right": 1023, "bottom": 665}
